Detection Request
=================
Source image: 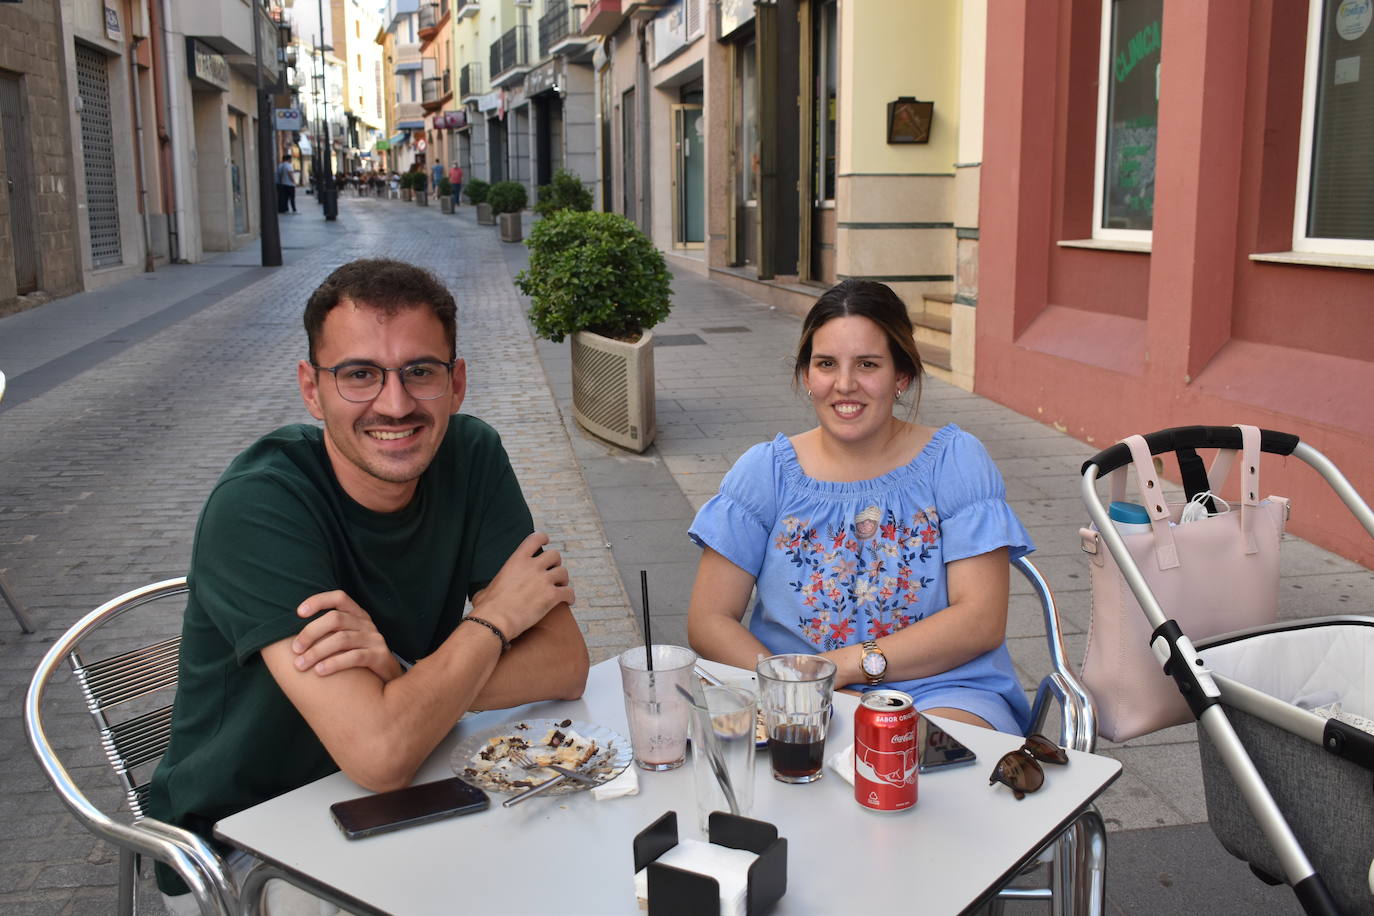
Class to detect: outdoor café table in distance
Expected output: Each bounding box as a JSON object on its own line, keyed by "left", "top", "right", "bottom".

{"left": 215, "top": 659, "right": 1121, "bottom": 915}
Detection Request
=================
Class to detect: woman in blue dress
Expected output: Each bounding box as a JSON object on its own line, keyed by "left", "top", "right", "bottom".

{"left": 687, "top": 280, "right": 1034, "bottom": 734}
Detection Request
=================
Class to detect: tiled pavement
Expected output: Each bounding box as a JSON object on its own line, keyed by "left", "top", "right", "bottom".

{"left": 0, "top": 195, "right": 1369, "bottom": 913}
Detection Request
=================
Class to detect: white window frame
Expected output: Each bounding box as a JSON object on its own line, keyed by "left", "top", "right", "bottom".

{"left": 1291, "top": 0, "right": 1374, "bottom": 255}
{"left": 1092, "top": 0, "right": 1155, "bottom": 243}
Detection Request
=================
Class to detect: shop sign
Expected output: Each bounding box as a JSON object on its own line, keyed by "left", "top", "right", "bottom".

{"left": 103, "top": 3, "right": 122, "bottom": 41}
{"left": 505, "top": 84, "right": 526, "bottom": 109}
{"left": 478, "top": 91, "right": 501, "bottom": 113}
{"left": 187, "top": 38, "right": 230, "bottom": 92}
{"left": 274, "top": 108, "right": 302, "bottom": 131}
{"left": 719, "top": 0, "right": 755, "bottom": 40}
{"left": 526, "top": 59, "right": 560, "bottom": 96}
{"left": 653, "top": 3, "right": 687, "bottom": 66}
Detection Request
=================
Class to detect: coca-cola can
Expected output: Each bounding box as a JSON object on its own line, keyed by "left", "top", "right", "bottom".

{"left": 854, "top": 689, "right": 918, "bottom": 812}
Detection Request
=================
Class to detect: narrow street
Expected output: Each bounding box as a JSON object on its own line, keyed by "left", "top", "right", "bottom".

{"left": 3, "top": 194, "right": 1367, "bottom": 913}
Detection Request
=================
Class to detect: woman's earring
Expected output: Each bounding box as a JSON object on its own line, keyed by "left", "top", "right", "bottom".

{"left": 896, "top": 386, "right": 904, "bottom": 398}
{"left": 806, "top": 389, "right": 813, "bottom": 399}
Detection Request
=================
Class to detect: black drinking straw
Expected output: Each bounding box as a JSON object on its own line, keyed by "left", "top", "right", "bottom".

{"left": 640, "top": 569, "right": 653, "bottom": 671}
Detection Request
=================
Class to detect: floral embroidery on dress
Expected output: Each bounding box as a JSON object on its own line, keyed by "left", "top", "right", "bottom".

{"left": 783, "top": 507, "right": 941, "bottom": 651}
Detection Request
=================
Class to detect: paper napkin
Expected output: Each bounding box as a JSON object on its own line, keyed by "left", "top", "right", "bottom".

{"left": 826, "top": 743, "right": 855, "bottom": 786}
{"left": 633, "top": 838, "right": 757, "bottom": 916}
{"left": 592, "top": 764, "right": 639, "bottom": 801}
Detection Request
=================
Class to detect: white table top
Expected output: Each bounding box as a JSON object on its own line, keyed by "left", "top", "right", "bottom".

{"left": 216, "top": 659, "right": 1120, "bottom": 915}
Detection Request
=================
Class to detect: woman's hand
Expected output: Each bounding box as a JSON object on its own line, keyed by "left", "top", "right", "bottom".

{"left": 293, "top": 590, "right": 404, "bottom": 682}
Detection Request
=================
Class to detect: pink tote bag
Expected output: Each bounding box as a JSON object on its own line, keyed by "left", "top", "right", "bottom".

{"left": 1080, "top": 426, "right": 1288, "bottom": 742}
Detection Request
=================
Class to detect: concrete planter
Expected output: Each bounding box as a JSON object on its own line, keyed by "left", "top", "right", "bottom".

{"left": 440, "top": 197, "right": 454, "bottom": 214}
{"left": 570, "top": 328, "right": 656, "bottom": 453}
{"left": 498, "top": 212, "right": 522, "bottom": 242}
{"left": 401, "top": 189, "right": 412, "bottom": 202}
{"left": 415, "top": 191, "right": 429, "bottom": 206}
{"left": 476, "top": 202, "right": 495, "bottom": 225}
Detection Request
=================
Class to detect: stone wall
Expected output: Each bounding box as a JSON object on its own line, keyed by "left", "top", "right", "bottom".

{"left": 0, "top": 0, "right": 81, "bottom": 316}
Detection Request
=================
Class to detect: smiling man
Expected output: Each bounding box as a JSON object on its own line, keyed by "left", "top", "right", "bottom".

{"left": 148, "top": 259, "right": 589, "bottom": 914}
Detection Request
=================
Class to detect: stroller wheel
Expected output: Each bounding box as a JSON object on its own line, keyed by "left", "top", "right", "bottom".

{"left": 1248, "top": 863, "right": 1284, "bottom": 887}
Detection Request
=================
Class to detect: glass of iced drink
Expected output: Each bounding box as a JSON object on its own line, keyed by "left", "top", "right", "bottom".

{"left": 618, "top": 645, "right": 697, "bottom": 771}
{"left": 756, "top": 654, "right": 837, "bottom": 784}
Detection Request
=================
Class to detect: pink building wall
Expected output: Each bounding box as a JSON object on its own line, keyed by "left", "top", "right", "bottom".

{"left": 979, "top": 0, "right": 1374, "bottom": 567}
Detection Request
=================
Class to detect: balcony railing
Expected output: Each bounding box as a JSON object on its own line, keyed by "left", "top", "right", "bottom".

{"left": 489, "top": 26, "right": 529, "bottom": 85}
{"left": 422, "top": 76, "right": 442, "bottom": 104}
{"left": 460, "top": 62, "right": 484, "bottom": 99}
{"left": 418, "top": 3, "right": 439, "bottom": 37}
{"left": 455, "top": 0, "right": 479, "bottom": 20}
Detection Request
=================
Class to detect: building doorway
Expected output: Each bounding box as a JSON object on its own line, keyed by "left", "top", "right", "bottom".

{"left": 74, "top": 43, "right": 122, "bottom": 268}
{"left": 672, "top": 83, "right": 704, "bottom": 248}
{"left": 0, "top": 73, "right": 39, "bottom": 292}
{"left": 732, "top": 37, "right": 758, "bottom": 267}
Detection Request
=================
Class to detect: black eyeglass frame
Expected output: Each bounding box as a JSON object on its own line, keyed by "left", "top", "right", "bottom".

{"left": 311, "top": 358, "right": 458, "bottom": 403}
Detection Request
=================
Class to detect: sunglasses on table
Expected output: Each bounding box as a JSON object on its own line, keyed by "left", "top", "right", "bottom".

{"left": 988, "top": 734, "right": 1069, "bottom": 800}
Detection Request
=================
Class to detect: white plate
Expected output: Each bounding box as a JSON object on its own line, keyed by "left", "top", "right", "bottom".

{"left": 449, "top": 718, "right": 632, "bottom": 796}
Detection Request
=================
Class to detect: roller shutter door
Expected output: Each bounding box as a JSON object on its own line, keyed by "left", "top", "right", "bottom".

{"left": 75, "top": 44, "right": 122, "bottom": 268}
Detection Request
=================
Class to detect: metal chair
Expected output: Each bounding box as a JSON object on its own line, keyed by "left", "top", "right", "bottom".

{"left": 24, "top": 578, "right": 238, "bottom": 915}
{"left": 988, "top": 554, "right": 1106, "bottom": 915}
{"left": 0, "top": 369, "right": 37, "bottom": 633}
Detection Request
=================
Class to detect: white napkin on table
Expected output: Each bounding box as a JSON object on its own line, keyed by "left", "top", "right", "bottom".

{"left": 633, "top": 837, "right": 756, "bottom": 916}
{"left": 592, "top": 764, "right": 639, "bottom": 800}
{"left": 826, "top": 743, "right": 855, "bottom": 786}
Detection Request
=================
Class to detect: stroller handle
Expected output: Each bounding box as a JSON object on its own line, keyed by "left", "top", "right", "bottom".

{"left": 1081, "top": 425, "right": 1299, "bottom": 477}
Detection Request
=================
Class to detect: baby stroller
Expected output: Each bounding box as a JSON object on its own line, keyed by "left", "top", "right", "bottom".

{"left": 1080, "top": 425, "right": 1374, "bottom": 916}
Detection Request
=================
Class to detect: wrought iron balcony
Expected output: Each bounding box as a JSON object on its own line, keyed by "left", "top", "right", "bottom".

{"left": 460, "top": 62, "right": 484, "bottom": 99}
{"left": 489, "top": 26, "right": 529, "bottom": 87}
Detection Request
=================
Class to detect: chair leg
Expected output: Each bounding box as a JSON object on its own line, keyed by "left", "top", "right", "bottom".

{"left": 1051, "top": 805, "right": 1107, "bottom": 916}
{"left": 117, "top": 847, "right": 137, "bottom": 916}
{"left": 0, "top": 570, "right": 36, "bottom": 633}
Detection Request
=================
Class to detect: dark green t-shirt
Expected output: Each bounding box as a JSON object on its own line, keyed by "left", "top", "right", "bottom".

{"left": 147, "top": 416, "right": 532, "bottom": 894}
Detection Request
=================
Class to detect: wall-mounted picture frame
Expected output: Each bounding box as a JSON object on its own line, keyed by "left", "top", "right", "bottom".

{"left": 887, "top": 97, "right": 934, "bottom": 144}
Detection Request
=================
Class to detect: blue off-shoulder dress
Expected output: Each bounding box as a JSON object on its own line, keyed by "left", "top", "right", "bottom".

{"left": 689, "top": 424, "right": 1034, "bottom": 735}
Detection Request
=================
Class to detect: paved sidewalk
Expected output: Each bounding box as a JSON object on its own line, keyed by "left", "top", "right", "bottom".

{"left": 0, "top": 194, "right": 1369, "bottom": 914}
{"left": 0, "top": 196, "right": 637, "bottom": 913}
{"left": 497, "top": 213, "right": 1373, "bottom": 915}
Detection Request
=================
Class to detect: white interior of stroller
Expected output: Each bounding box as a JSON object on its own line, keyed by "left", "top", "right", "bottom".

{"left": 1201, "top": 622, "right": 1374, "bottom": 730}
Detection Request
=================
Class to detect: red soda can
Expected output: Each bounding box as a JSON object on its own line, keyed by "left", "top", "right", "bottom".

{"left": 853, "top": 689, "right": 918, "bottom": 812}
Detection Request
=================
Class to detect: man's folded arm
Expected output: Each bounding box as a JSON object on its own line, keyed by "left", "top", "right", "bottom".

{"left": 468, "top": 602, "right": 588, "bottom": 711}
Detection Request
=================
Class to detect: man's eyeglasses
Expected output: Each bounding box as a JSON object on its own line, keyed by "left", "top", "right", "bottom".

{"left": 312, "top": 359, "right": 456, "bottom": 403}
{"left": 988, "top": 734, "right": 1069, "bottom": 799}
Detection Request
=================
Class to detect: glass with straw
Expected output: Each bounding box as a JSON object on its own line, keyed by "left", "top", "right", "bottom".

{"left": 618, "top": 571, "right": 697, "bottom": 770}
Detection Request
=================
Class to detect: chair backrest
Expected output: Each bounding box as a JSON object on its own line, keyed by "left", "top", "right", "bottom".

{"left": 25, "top": 578, "right": 237, "bottom": 915}
{"left": 1015, "top": 554, "right": 1098, "bottom": 754}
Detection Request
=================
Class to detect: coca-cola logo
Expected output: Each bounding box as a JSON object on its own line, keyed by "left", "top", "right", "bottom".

{"left": 890, "top": 731, "right": 914, "bottom": 744}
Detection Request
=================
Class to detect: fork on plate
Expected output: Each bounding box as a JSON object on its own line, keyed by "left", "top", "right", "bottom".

{"left": 501, "top": 751, "right": 598, "bottom": 808}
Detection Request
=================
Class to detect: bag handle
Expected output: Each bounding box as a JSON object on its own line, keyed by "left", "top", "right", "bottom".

{"left": 1206, "top": 425, "right": 1262, "bottom": 554}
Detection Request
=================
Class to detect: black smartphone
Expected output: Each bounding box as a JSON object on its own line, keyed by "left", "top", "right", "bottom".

{"left": 917, "top": 713, "right": 977, "bottom": 772}
{"left": 330, "top": 777, "right": 489, "bottom": 840}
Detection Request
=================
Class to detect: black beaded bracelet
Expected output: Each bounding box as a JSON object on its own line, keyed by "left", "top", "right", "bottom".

{"left": 463, "top": 615, "right": 511, "bottom": 653}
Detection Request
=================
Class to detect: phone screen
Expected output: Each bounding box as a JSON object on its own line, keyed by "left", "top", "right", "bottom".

{"left": 917, "top": 714, "right": 977, "bottom": 772}
{"left": 330, "top": 777, "right": 489, "bottom": 840}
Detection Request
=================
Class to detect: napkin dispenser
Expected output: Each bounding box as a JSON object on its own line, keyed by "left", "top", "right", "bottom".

{"left": 633, "top": 810, "right": 787, "bottom": 916}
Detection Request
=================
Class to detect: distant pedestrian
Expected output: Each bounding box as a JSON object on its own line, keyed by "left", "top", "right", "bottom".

{"left": 449, "top": 164, "right": 463, "bottom": 208}
{"left": 275, "top": 154, "right": 297, "bottom": 213}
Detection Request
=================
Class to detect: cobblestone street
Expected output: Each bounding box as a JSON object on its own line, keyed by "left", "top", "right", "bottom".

{"left": 0, "top": 196, "right": 637, "bottom": 913}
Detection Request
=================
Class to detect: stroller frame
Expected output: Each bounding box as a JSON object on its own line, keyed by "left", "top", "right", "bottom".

{"left": 1081, "top": 426, "right": 1374, "bottom": 916}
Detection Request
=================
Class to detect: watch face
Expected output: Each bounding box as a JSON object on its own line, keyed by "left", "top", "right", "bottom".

{"left": 861, "top": 651, "right": 885, "bottom": 677}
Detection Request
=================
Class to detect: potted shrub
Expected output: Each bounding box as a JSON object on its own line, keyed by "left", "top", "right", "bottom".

{"left": 534, "top": 169, "right": 593, "bottom": 218}
{"left": 489, "top": 180, "right": 527, "bottom": 242}
{"left": 438, "top": 177, "right": 453, "bottom": 214}
{"left": 400, "top": 172, "right": 413, "bottom": 202}
{"left": 413, "top": 172, "right": 429, "bottom": 206}
{"left": 466, "top": 179, "right": 493, "bottom": 225}
{"left": 516, "top": 210, "right": 672, "bottom": 452}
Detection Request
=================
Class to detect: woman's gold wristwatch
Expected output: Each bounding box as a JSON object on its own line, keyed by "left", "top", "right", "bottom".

{"left": 860, "top": 639, "right": 888, "bottom": 685}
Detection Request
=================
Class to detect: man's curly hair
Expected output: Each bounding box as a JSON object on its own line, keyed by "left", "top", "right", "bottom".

{"left": 303, "top": 258, "right": 457, "bottom": 361}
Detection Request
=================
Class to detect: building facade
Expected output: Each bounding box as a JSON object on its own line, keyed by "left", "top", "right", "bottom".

{"left": 980, "top": 0, "right": 1374, "bottom": 564}
{"left": 0, "top": 0, "right": 82, "bottom": 314}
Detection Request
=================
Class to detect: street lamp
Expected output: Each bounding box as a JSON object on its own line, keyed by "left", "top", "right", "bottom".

{"left": 315, "top": 0, "right": 337, "bottom": 220}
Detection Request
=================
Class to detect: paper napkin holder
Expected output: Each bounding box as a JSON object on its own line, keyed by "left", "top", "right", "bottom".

{"left": 633, "top": 810, "right": 787, "bottom": 916}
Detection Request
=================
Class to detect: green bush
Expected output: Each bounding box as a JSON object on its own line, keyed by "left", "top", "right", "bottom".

{"left": 438, "top": 177, "right": 452, "bottom": 195}
{"left": 517, "top": 210, "right": 672, "bottom": 343}
{"left": 399, "top": 172, "right": 414, "bottom": 190}
{"left": 488, "top": 181, "right": 528, "bottom": 215}
{"left": 534, "top": 169, "right": 593, "bottom": 217}
{"left": 412, "top": 172, "right": 427, "bottom": 192}
{"left": 464, "top": 178, "right": 490, "bottom": 204}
